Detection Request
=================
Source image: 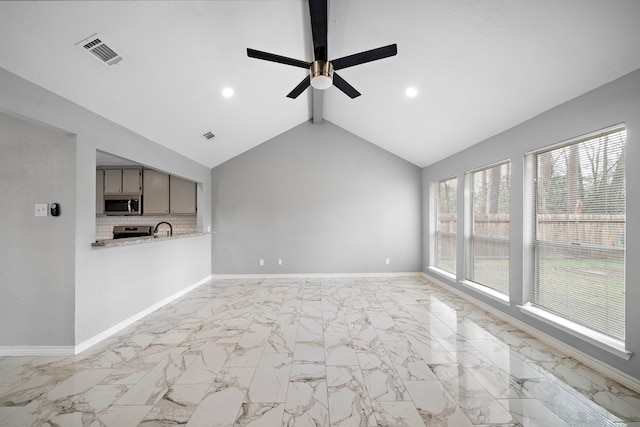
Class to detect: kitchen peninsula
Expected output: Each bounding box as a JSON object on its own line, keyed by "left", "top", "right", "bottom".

{"left": 92, "top": 231, "right": 208, "bottom": 247}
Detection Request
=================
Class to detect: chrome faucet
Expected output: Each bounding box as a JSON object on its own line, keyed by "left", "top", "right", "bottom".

{"left": 154, "top": 221, "right": 173, "bottom": 236}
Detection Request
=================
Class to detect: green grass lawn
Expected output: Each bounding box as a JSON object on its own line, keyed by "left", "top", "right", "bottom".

{"left": 469, "top": 256, "right": 625, "bottom": 340}
{"left": 470, "top": 259, "right": 510, "bottom": 295}
{"left": 536, "top": 257, "right": 624, "bottom": 339}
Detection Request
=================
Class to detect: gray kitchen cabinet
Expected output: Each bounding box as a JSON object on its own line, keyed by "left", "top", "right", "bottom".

{"left": 122, "top": 169, "right": 141, "bottom": 194}
{"left": 143, "top": 169, "right": 169, "bottom": 215}
{"left": 170, "top": 175, "right": 197, "bottom": 214}
{"left": 104, "top": 168, "right": 141, "bottom": 194}
{"left": 96, "top": 169, "right": 104, "bottom": 215}
{"left": 103, "top": 169, "right": 122, "bottom": 194}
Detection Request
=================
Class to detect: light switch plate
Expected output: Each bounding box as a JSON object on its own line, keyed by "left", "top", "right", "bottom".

{"left": 35, "top": 203, "right": 48, "bottom": 217}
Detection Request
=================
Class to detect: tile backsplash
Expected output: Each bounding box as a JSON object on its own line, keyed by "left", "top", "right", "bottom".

{"left": 96, "top": 215, "right": 197, "bottom": 240}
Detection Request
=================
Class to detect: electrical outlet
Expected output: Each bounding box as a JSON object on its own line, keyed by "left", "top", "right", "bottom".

{"left": 385, "top": 258, "right": 391, "bottom": 265}
{"left": 259, "top": 259, "right": 264, "bottom": 266}
{"left": 278, "top": 259, "right": 283, "bottom": 265}
{"left": 35, "top": 203, "right": 48, "bottom": 217}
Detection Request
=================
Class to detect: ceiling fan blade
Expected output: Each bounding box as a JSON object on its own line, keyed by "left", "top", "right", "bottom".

{"left": 247, "top": 48, "right": 311, "bottom": 69}
{"left": 331, "top": 44, "right": 398, "bottom": 70}
{"left": 287, "top": 76, "right": 311, "bottom": 98}
{"left": 332, "top": 73, "right": 361, "bottom": 98}
{"left": 309, "top": 0, "right": 328, "bottom": 61}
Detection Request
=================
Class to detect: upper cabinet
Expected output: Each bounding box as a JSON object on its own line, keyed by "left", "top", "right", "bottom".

{"left": 141, "top": 169, "right": 197, "bottom": 215}
{"left": 103, "top": 169, "right": 120, "bottom": 194}
{"left": 104, "top": 168, "right": 141, "bottom": 195}
{"left": 96, "top": 163, "right": 196, "bottom": 216}
{"left": 123, "top": 169, "right": 141, "bottom": 194}
{"left": 143, "top": 169, "right": 170, "bottom": 215}
{"left": 170, "top": 175, "right": 197, "bottom": 214}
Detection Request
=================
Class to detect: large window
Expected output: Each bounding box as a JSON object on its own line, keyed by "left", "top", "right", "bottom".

{"left": 530, "top": 125, "right": 626, "bottom": 342}
{"left": 465, "top": 161, "right": 510, "bottom": 296}
{"left": 434, "top": 177, "right": 457, "bottom": 275}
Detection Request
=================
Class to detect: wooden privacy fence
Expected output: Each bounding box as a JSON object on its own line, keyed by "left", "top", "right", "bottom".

{"left": 535, "top": 214, "right": 625, "bottom": 248}
{"left": 437, "top": 214, "right": 625, "bottom": 260}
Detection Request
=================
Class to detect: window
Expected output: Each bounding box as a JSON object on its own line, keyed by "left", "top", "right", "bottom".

{"left": 465, "top": 161, "right": 510, "bottom": 296}
{"left": 530, "top": 125, "right": 626, "bottom": 342}
{"left": 434, "top": 177, "right": 457, "bottom": 275}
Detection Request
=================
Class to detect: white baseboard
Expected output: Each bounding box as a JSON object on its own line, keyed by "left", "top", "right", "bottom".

{"left": 74, "top": 275, "right": 212, "bottom": 355}
{"left": 421, "top": 272, "right": 640, "bottom": 394}
{"left": 211, "top": 272, "right": 424, "bottom": 280}
{"left": 0, "top": 346, "right": 74, "bottom": 356}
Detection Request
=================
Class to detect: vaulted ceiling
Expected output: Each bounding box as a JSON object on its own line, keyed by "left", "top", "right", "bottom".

{"left": 1, "top": 1, "right": 639, "bottom": 168}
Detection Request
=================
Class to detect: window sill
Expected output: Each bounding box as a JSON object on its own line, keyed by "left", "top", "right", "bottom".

{"left": 518, "top": 303, "right": 631, "bottom": 360}
{"left": 427, "top": 266, "right": 456, "bottom": 281}
{"left": 460, "top": 280, "right": 511, "bottom": 306}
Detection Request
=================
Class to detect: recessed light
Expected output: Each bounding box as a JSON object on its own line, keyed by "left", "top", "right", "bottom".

{"left": 222, "top": 87, "right": 234, "bottom": 98}
{"left": 405, "top": 87, "right": 418, "bottom": 98}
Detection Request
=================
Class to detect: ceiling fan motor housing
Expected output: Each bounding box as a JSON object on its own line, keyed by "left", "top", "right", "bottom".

{"left": 310, "top": 60, "right": 333, "bottom": 90}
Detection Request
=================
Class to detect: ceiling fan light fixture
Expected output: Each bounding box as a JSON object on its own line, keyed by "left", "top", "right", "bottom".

{"left": 310, "top": 60, "right": 333, "bottom": 90}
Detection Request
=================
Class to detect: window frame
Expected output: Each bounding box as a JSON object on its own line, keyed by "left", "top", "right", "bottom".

{"left": 462, "top": 159, "right": 511, "bottom": 303}
{"left": 520, "top": 123, "right": 629, "bottom": 359}
{"left": 429, "top": 176, "right": 458, "bottom": 278}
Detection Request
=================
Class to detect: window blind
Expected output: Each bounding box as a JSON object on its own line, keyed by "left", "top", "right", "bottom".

{"left": 531, "top": 126, "right": 626, "bottom": 341}
{"left": 467, "top": 162, "right": 510, "bottom": 295}
{"left": 435, "top": 177, "right": 457, "bottom": 274}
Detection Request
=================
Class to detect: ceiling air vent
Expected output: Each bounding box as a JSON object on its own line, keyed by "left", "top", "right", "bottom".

{"left": 76, "top": 33, "right": 125, "bottom": 67}
{"left": 203, "top": 132, "right": 215, "bottom": 140}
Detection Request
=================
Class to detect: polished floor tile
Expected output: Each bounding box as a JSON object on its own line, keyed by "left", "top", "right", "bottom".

{"left": 1, "top": 276, "right": 639, "bottom": 426}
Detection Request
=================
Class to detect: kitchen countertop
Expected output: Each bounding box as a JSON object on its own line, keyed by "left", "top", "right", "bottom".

{"left": 92, "top": 232, "right": 209, "bottom": 248}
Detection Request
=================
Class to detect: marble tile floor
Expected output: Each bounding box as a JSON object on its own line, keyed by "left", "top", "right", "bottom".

{"left": 1, "top": 276, "right": 639, "bottom": 426}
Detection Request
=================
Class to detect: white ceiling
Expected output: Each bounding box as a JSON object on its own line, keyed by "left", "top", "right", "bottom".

{"left": 1, "top": 1, "right": 639, "bottom": 169}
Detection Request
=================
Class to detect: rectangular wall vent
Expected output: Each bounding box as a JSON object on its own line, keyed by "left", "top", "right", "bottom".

{"left": 76, "top": 33, "right": 125, "bottom": 67}
{"left": 203, "top": 132, "right": 215, "bottom": 140}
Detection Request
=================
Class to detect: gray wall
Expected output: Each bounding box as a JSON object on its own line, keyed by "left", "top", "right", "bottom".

{"left": 422, "top": 68, "right": 640, "bottom": 382}
{"left": 211, "top": 120, "right": 422, "bottom": 274}
{"left": 0, "top": 67, "right": 212, "bottom": 347}
{"left": 0, "top": 113, "right": 76, "bottom": 346}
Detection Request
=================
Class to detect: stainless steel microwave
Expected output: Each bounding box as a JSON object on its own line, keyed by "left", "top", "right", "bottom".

{"left": 104, "top": 196, "right": 141, "bottom": 215}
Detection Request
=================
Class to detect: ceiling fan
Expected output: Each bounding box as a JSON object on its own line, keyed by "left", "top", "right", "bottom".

{"left": 247, "top": 0, "right": 397, "bottom": 99}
